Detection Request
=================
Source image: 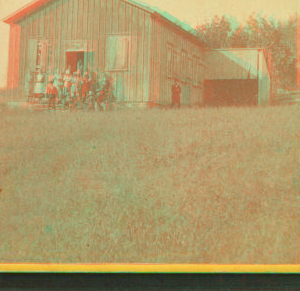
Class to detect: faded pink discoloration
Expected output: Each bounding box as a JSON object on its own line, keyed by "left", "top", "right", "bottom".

{"left": 0, "top": 0, "right": 299, "bottom": 268}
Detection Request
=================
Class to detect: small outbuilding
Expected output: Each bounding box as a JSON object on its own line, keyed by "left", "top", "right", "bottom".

{"left": 204, "top": 48, "right": 278, "bottom": 106}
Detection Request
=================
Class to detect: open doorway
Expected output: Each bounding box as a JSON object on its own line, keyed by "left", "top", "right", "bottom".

{"left": 66, "top": 51, "right": 95, "bottom": 74}
{"left": 66, "top": 51, "right": 84, "bottom": 74}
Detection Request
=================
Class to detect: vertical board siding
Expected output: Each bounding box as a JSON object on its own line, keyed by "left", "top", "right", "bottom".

{"left": 77, "top": 0, "right": 84, "bottom": 40}
{"left": 43, "top": 5, "right": 49, "bottom": 38}
{"left": 98, "top": 0, "right": 106, "bottom": 70}
{"left": 7, "top": 25, "right": 18, "bottom": 94}
{"left": 82, "top": 0, "right": 88, "bottom": 40}
{"left": 92, "top": 0, "right": 98, "bottom": 72}
{"left": 118, "top": 1, "right": 125, "bottom": 34}
{"left": 87, "top": 0, "right": 94, "bottom": 40}
{"left": 127, "top": 5, "right": 134, "bottom": 101}
{"left": 18, "top": 15, "right": 31, "bottom": 98}
{"left": 150, "top": 19, "right": 157, "bottom": 102}
{"left": 31, "top": 12, "right": 37, "bottom": 38}
{"left": 94, "top": 0, "right": 101, "bottom": 71}
{"left": 61, "top": 0, "right": 68, "bottom": 70}
{"left": 71, "top": 0, "right": 78, "bottom": 40}
{"left": 130, "top": 6, "right": 138, "bottom": 101}
{"left": 39, "top": 8, "right": 45, "bottom": 37}
{"left": 111, "top": 0, "right": 117, "bottom": 33}
{"left": 154, "top": 20, "right": 161, "bottom": 102}
{"left": 156, "top": 20, "right": 204, "bottom": 105}
{"left": 18, "top": 24, "right": 26, "bottom": 98}
{"left": 55, "top": 0, "right": 62, "bottom": 71}
{"left": 93, "top": 0, "right": 100, "bottom": 39}
{"left": 36, "top": 9, "right": 41, "bottom": 37}
{"left": 7, "top": 25, "right": 14, "bottom": 92}
{"left": 143, "top": 14, "right": 151, "bottom": 102}
{"left": 107, "top": 0, "right": 112, "bottom": 34}
{"left": 89, "top": 0, "right": 95, "bottom": 71}
{"left": 160, "top": 25, "right": 166, "bottom": 103}
{"left": 135, "top": 8, "right": 142, "bottom": 102}
{"left": 15, "top": 0, "right": 204, "bottom": 104}
{"left": 14, "top": 25, "right": 21, "bottom": 96}
{"left": 148, "top": 17, "right": 154, "bottom": 102}
{"left": 67, "top": 0, "right": 73, "bottom": 39}
{"left": 122, "top": 2, "right": 130, "bottom": 101}
{"left": 49, "top": 3, "right": 55, "bottom": 40}
{"left": 140, "top": 11, "right": 145, "bottom": 102}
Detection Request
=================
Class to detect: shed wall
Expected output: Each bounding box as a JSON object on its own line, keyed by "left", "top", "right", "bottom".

{"left": 205, "top": 50, "right": 259, "bottom": 80}
{"left": 258, "top": 50, "right": 270, "bottom": 105}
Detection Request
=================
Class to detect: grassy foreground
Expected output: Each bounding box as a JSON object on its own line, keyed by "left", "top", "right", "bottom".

{"left": 0, "top": 104, "right": 299, "bottom": 264}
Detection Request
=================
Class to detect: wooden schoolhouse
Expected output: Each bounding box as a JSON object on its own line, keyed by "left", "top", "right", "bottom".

{"left": 2, "top": 0, "right": 206, "bottom": 106}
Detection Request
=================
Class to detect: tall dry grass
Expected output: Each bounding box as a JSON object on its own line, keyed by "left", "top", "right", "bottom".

{"left": 0, "top": 105, "right": 299, "bottom": 263}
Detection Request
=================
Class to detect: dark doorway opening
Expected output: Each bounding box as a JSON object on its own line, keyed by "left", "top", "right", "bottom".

{"left": 66, "top": 51, "right": 84, "bottom": 74}
{"left": 204, "top": 79, "right": 258, "bottom": 106}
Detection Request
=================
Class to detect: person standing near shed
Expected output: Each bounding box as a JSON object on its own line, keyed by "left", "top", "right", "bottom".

{"left": 171, "top": 78, "right": 181, "bottom": 109}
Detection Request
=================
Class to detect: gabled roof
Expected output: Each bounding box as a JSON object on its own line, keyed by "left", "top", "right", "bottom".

{"left": 2, "top": 0, "right": 201, "bottom": 43}
{"left": 2, "top": 0, "right": 52, "bottom": 24}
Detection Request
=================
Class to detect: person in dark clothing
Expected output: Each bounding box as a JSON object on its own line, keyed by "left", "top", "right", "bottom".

{"left": 46, "top": 79, "right": 58, "bottom": 109}
{"left": 102, "top": 74, "right": 117, "bottom": 111}
{"left": 171, "top": 78, "right": 181, "bottom": 109}
{"left": 81, "top": 72, "right": 90, "bottom": 103}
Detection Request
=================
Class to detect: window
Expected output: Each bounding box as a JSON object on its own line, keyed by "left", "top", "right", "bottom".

{"left": 106, "top": 35, "right": 130, "bottom": 71}
{"left": 174, "top": 51, "right": 180, "bottom": 75}
{"left": 188, "top": 57, "right": 193, "bottom": 79}
{"left": 167, "top": 43, "right": 173, "bottom": 76}
{"left": 36, "top": 40, "right": 48, "bottom": 72}
{"left": 47, "top": 42, "right": 54, "bottom": 74}
{"left": 181, "top": 50, "right": 187, "bottom": 77}
{"left": 192, "top": 55, "right": 199, "bottom": 84}
{"left": 198, "top": 58, "right": 204, "bottom": 85}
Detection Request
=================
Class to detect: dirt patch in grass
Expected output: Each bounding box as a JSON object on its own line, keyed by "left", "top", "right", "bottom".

{"left": 0, "top": 105, "right": 299, "bottom": 263}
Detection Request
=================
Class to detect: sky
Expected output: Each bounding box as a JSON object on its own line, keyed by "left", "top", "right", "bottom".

{"left": 0, "top": 0, "right": 299, "bottom": 87}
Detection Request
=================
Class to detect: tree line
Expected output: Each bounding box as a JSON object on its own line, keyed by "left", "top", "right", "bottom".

{"left": 195, "top": 13, "right": 298, "bottom": 90}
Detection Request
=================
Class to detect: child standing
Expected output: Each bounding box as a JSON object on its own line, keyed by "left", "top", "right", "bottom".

{"left": 46, "top": 78, "right": 58, "bottom": 109}
{"left": 63, "top": 69, "right": 72, "bottom": 100}
{"left": 81, "top": 72, "right": 90, "bottom": 104}
{"left": 54, "top": 69, "right": 63, "bottom": 102}
{"left": 75, "top": 71, "right": 82, "bottom": 102}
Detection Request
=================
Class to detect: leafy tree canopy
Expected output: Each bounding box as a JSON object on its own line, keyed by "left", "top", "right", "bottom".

{"left": 196, "top": 13, "right": 298, "bottom": 90}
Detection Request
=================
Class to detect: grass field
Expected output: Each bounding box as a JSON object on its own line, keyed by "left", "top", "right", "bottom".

{"left": 0, "top": 103, "right": 299, "bottom": 264}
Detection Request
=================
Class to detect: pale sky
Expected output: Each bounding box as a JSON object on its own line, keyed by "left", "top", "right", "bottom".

{"left": 0, "top": 0, "right": 299, "bottom": 87}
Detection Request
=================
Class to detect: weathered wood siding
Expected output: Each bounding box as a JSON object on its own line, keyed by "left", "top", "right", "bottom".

{"left": 258, "top": 50, "right": 270, "bottom": 106}
{"left": 150, "top": 17, "right": 205, "bottom": 105}
{"left": 7, "top": 24, "right": 21, "bottom": 96}
{"left": 15, "top": 0, "right": 153, "bottom": 102}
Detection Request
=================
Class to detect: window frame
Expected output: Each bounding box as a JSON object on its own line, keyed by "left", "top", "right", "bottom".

{"left": 106, "top": 34, "right": 131, "bottom": 72}
{"left": 181, "top": 49, "right": 188, "bottom": 77}
{"left": 192, "top": 55, "right": 199, "bottom": 85}
{"left": 166, "top": 42, "right": 174, "bottom": 77}
{"left": 187, "top": 56, "right": 193, "bottom": 80}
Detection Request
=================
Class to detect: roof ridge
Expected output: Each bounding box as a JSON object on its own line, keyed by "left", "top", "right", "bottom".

{"left": 2, "top": 0, "right": 199, "bottom": 38}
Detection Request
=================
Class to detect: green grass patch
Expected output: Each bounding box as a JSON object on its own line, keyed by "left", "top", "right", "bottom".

{"left": 0, "top": 105, "right": 299, "bottom": 263}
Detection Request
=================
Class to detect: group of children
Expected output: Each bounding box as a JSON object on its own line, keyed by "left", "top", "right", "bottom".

{"left": 45, "top": 68, "right": 115, "bottom": 110}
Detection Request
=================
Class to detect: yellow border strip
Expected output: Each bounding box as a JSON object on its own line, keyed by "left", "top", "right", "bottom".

{"left": 0, "top": 264, "right": 300, "bottom": 273}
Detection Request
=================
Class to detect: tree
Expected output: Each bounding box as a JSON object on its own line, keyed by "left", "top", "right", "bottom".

{"left": 195, "top": 15, "right": 234, "bottom": 48}
{"left": 196, "top": 13, "right": 298, "bottom": 90}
